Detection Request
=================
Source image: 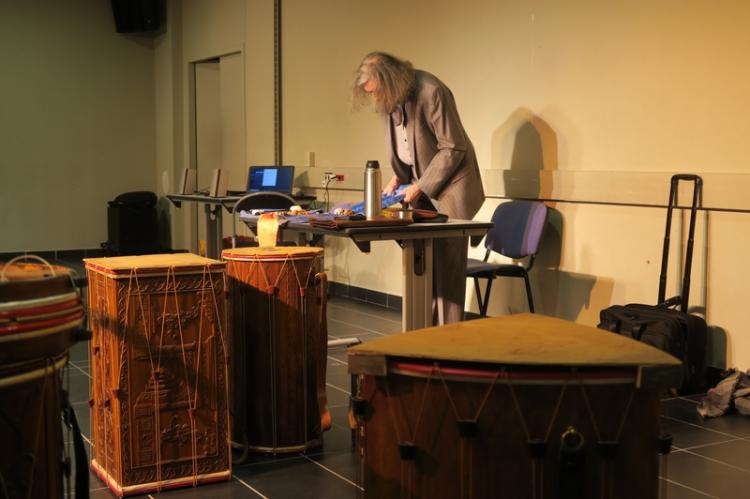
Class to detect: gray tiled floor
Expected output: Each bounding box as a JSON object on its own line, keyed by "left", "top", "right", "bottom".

{"left": 49, "top": 258, "right": 750, "bottom": 498}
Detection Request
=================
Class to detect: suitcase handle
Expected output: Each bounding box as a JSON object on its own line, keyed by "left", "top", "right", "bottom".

{"left": 658, "top": 174, "right": 702, "bottom": 313}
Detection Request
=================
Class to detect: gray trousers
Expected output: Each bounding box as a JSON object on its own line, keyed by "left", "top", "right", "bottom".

{"left": 432, "top": 235, "right": 469, "bottom": 325}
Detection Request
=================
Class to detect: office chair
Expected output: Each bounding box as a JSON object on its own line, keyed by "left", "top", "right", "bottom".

{"left": 466, "top": 200, "right": 548, "bottom": 316}
{"left": 231, "top": 191, "right": 297, "bottom": 248}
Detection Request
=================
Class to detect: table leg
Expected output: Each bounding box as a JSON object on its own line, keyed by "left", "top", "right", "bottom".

{"left": 204, "top": 204, "right": 223, "bottom": 259}
{"left": 402, "top": 238, "right": 433, "bottom": 332}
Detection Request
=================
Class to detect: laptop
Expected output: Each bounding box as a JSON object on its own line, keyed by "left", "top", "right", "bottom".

{"left": 246, "top": 165, "right": 295, "bottom": 194}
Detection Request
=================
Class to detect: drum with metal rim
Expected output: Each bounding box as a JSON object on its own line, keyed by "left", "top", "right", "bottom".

{"left": 223, "top": 246, "right": 329, "bottom": 454}
{"left": 0, "top": 256, "right": 87, "bottom": 499}
{"left": 348, "top": 314, "right": 681, "bottom": 499}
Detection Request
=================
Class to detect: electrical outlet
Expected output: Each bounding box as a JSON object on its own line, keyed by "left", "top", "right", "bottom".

{"left": 322, "top": 172, "right": 344, "bottom": 186}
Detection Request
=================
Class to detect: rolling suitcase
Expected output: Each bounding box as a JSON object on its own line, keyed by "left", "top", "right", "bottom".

{"left": 598, "top": 174, "right": 707, "bottom": 394}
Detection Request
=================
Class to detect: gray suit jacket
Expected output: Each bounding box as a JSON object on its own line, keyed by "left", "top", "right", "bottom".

{"left": 386, "top": 70, "right": 484, "bottom": 220}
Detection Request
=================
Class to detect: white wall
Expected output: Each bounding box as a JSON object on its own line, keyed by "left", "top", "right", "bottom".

{"left": 0, "top": 0, "right": 157, "bottom": 252}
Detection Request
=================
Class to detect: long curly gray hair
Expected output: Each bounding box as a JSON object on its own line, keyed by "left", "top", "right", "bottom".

{"left": 352, "top": 52, "right": 416, "bottom": 114}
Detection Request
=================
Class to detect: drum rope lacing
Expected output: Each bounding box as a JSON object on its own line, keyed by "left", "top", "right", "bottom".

{"left": 125, "top": 269, "right": 165, "bottom": 489}
{"left": 383, "top": 365, "right": 435, "bottom": 499}
{"left": 27, "top": 358, "right": 54, "bottom": 499}
{"left": 90, "top": 270, "right": 119, "bottom": 486}
{"left": 507, "top": 368, "right": 568, "bottom": 499}
{"left": 576, "top": 372, "right": 637, "bottom": 499}
{"left": 228, "top": 253, "right": 322, "bottom": 452}
{"left": 1, "top": 259, "right": 78, "bottom": 498}
{"left": 436, "top": 364, "right": 500, "bottom": 499}
{"left": 207, "top": 265, "right": 233, "bottom": 475}
{"left": 122, "top": 264, "right": 229, "bottom": 491}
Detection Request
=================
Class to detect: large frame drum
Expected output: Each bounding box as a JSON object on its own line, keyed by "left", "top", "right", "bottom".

{"left": 223, "top": 246, "right": 329, "bottom": 453}
{"left": 349, "top": 314, "right": 681, "bottom": 499}
{"left": 0, "top": 258, "right": 86, "bottom": 499}
{"left": 85, "top": 254, "right": 230, "bottom": 496}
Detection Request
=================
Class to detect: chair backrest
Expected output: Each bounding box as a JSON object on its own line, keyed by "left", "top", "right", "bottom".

{"left": 230, "top": 192, "right": 297, "bottom": 248}
{"left": 485, "top": 200, "right": 548, "bottom": 259}
{"left": 232, "top": 191, "right": 296, "bottom": 214}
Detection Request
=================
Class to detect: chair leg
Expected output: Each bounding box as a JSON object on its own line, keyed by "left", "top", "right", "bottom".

{"left": 472, "top": 277, "right": 495, "bottom": 317}
{"left": 473, "top": 277, "right": 484, "bottom": 315}
{"left": 523, "top": 273, "right": 535, "bottom": 313}
{"left": 481, "top": 278, "right": 494, "bottom": 317}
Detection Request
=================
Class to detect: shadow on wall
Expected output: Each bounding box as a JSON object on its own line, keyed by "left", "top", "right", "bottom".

{"left": 487, "top": 108, "right": 608, "bottom": 321}
{"left": 706, "top": 326, "right": 728, "bottom": 370}
{"left": 492, "top": 107, "right": 558, "bottom": 199}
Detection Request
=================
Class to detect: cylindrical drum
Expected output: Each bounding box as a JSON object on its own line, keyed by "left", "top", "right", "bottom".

{"left": 349, "top": 314, "right": 681, "bottom": 499}
{"left": 0, "top": 257, "right": 86, "bottom": 499}
{"left": 223, "top": 246, "right": 329, "bottom": 453}
{"left": 85, "top": 253, "right": 231, "bottom": 496}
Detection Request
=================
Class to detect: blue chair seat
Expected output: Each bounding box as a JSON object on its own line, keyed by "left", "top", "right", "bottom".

{"left": 467, "top": 200, "right": 548, "bottom": 316}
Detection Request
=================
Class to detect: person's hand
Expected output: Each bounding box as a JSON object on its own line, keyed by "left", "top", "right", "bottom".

{"left": 383, "top": 175, "right": 401, "bottom": 196}
{"left": 402, "top": 184, "right": 422, "bottom": 204}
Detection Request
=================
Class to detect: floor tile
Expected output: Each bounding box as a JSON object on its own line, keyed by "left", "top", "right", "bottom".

{"left": 665, "top": 450, "right": 750, "bottom": 498}
{"left": 65, "top": 370, "right": 92, "bottom": 404}
{"left": 659, "top": 478, "right": 721, "bottom": 499}
{"left": 688, "top": 439, "right": 750, "bottom": 472}
{"left": 661, "top": 416, "right": 740, "bottom": 450}
{"left": 234, "top": 455, "right": 359, "bottom": 499}
{"left": 149, "top": 479, "right": 262, "bottom": 498}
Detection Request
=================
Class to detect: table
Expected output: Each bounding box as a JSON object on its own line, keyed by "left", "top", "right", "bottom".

{"left": 167, "top": 193, "right": 319, "bottom": 259}
{"left": 166, "top": 193, "right": 241, "bottom": 259}
{"left": 240, "top": 215, "right": 493, "bottom": 331}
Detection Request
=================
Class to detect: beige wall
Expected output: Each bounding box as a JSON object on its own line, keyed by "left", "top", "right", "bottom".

{"left": 276, "top": 0, "right": 750, "bottom": 369}
{"left": 0, "top": 0, "right": 157, "bottom": 252}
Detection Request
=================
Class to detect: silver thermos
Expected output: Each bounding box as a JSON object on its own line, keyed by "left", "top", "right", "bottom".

{"left": 364, "top": 160, "right": 382, "bottom": 219}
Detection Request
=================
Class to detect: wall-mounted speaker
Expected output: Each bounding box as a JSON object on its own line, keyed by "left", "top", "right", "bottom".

{"left": 111, "top": 0, "right": 165, "bottom": 33}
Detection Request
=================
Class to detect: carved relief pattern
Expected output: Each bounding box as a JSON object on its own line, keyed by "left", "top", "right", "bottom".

{"left": 87, "top": 269, "right": 229, "bottom": 488}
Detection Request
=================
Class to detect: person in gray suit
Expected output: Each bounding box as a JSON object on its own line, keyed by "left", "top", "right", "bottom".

{"left": 353, "top": 52, "right": 485, "bottom": 325}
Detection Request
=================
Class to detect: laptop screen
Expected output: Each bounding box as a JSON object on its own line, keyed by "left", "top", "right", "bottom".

{"left": 246, "top": 165, "right": 295, "bottom": 193}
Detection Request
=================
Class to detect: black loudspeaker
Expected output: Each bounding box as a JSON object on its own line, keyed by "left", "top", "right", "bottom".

{"left": 103, "top": 191, "right": 162, "bottom": 256}
{"left": 111, "top": 0, "right": 164, "bottom": 33}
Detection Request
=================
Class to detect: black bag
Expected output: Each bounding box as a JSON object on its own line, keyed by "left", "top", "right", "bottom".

{"left": 598, "top": 175, "right": 707, "bottom": 394}
{"left": 102, "top": 191, "right": 161, "bottom": 256}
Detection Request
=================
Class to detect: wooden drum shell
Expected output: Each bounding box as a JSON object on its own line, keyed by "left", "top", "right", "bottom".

{"left": 223, "top": 247, "right": 328, "bottom": 453}
{"left": 0, "top": 262, "right": 84, "bottom": 499}
{"left": 85, "top": 254, "right": 230, "bottom": 496}
{"left": 349, "top": 314, "right": 682, "bottom": 499}
{"left": 357, "top": 364, "right": 662, "bottom": 499}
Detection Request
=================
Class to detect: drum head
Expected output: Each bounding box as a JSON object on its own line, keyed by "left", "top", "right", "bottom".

{"left": 84, "top": 253, "right": 225, "bottom": 277}
{"left": 0, "top": 262, "right": 77, "bottom": 303}
{"left": 0, "top": 261, "right": 82, "bottom": 371}
{"left": 223, "top": 246, "right": 324, "bottom": 261}
{"left": 0, "top": 261, "right": 73, "bottom": 282}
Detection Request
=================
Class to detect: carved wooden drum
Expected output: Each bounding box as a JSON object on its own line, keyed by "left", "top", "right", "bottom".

{"left": 0, "top": 257, "right": 86, "bottom": 499}
{"left": 85, "top": 253, "right": 230, "bottom": 496}
{"left": 348, "top": 314, "right": 681, "bottom": 499}
{"left": 223, "top": 246, "right": 329, "bottom": 453}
